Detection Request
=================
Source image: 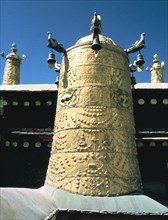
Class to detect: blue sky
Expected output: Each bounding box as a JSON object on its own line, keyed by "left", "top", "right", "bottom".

{"left": 0, "top": 0, "right": 167, "bottom": 84}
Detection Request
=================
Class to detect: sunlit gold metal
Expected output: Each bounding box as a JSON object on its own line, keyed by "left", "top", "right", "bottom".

{"left": 146, "top": 54, "right": 165, "bottom": 83}
{"left": 1, "top": 43, "right": 25, "bottom": 85}
{"left": 45, "top": 35, "right": 142, "bottom": 196}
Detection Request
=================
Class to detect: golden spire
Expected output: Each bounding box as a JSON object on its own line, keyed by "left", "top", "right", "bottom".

{"left": 1, "top": 43, "right": 26, "bottom": 85}
{"left": 45, "top": 33, "right": 142, "bottom": 196}
{"left": 146, "top": 54, "right": 165, "bottom": 83}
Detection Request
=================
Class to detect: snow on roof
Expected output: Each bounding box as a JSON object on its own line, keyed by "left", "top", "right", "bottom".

{"left": 0, "top": 84, "right": 58, "bottom": 91}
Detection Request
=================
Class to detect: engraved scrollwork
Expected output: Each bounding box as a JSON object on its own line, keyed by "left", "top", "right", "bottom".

{"left": 60, "top": 88, "right": 80, "bottom": 108}
{"left": 68, "top": 68, "right": 76, "bottom": 86}
{"left": 46, "top": 41, "right": 142, "bottom": 196}
{"left": 111, "top": 89, "right": 130, "bottom": 108}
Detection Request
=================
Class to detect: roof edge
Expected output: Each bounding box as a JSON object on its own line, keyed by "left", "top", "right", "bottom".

{"left": 40, "top": 185, "right": 168, "bottom": 215}
{"left": 134, "top": 83, "right": 168, "bottom": 89}
{"left": 0, "top": 84, "right": 58, "bottom": 91}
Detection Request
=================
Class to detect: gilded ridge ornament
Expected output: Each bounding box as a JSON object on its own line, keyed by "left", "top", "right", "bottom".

{"left": 45, "top": 38, "right": 142, "bottom": 196}
{"left": 146, "top": 54, "right": 165, "bottom": 83}
{"left": 1, "top": 43, "right": 26, "bottom": 85}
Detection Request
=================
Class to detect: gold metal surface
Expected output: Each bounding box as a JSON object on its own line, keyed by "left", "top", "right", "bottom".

{"left": 1, "top": 44, "right": 25, "bottom": 85}
{"left": 45, "top": 36, "right": 142, "bottom": 196}
{"left": 146, "top": 54, "right": 165, "bottom": 83}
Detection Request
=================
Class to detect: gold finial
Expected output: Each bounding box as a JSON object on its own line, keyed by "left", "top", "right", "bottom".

{"left": 1, "top": 43, "right": 26, "bottom": 85}
{"left": 11, "top": 43, "right": 18, "bottom": 53}
{"left": 146, "top": 54, "right": 165, "bottom": 83}
{"left": 153, "top": 54, "right": 159, "bottom": 63}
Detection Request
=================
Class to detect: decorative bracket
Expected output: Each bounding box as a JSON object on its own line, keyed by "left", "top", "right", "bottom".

{"left": 124, "top": 33, "right": 145, "bottom": 54}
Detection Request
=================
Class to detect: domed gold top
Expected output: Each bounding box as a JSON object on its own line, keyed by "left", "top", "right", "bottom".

{"left": 75, "top": 34, "right": 117, "bottom": 47}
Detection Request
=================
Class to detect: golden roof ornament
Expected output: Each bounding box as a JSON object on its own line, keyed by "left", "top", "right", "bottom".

{"left": 1, "top": 13, "right": 168, "bottom": 220}
{"left": 45, "top": 12, "right": 145, "bottom": 196}
{"left": 146, "top": 54, "right": 165, "bottom": 83}
{"left": 1, "top": 43, "right": 26, "bottom": 85}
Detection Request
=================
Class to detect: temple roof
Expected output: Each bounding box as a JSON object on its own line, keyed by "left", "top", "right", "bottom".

{"left": 1, "top": 186, "right": 168, "bottom": 220}
{"left": 0, "top": 83, "right": 167, "bottom": 91}
{"left": 45, "top": 185, "right": 168, "bottom": 215}
{"left": 0, "top": 84, "right": 58, "bottom": 91}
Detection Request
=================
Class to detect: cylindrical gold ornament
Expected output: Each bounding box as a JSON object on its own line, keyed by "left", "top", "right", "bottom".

{"left": 45, "top": 35, "right": 142, "bottom": 196}
{"left": 1, "top": 43, "right": 25, "bottom": 85}
{"left": 151, "top": 54, "right": 164, "bottom": 83}
{"left": 3, "top": 57, "right": 21, "bottom": 85}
